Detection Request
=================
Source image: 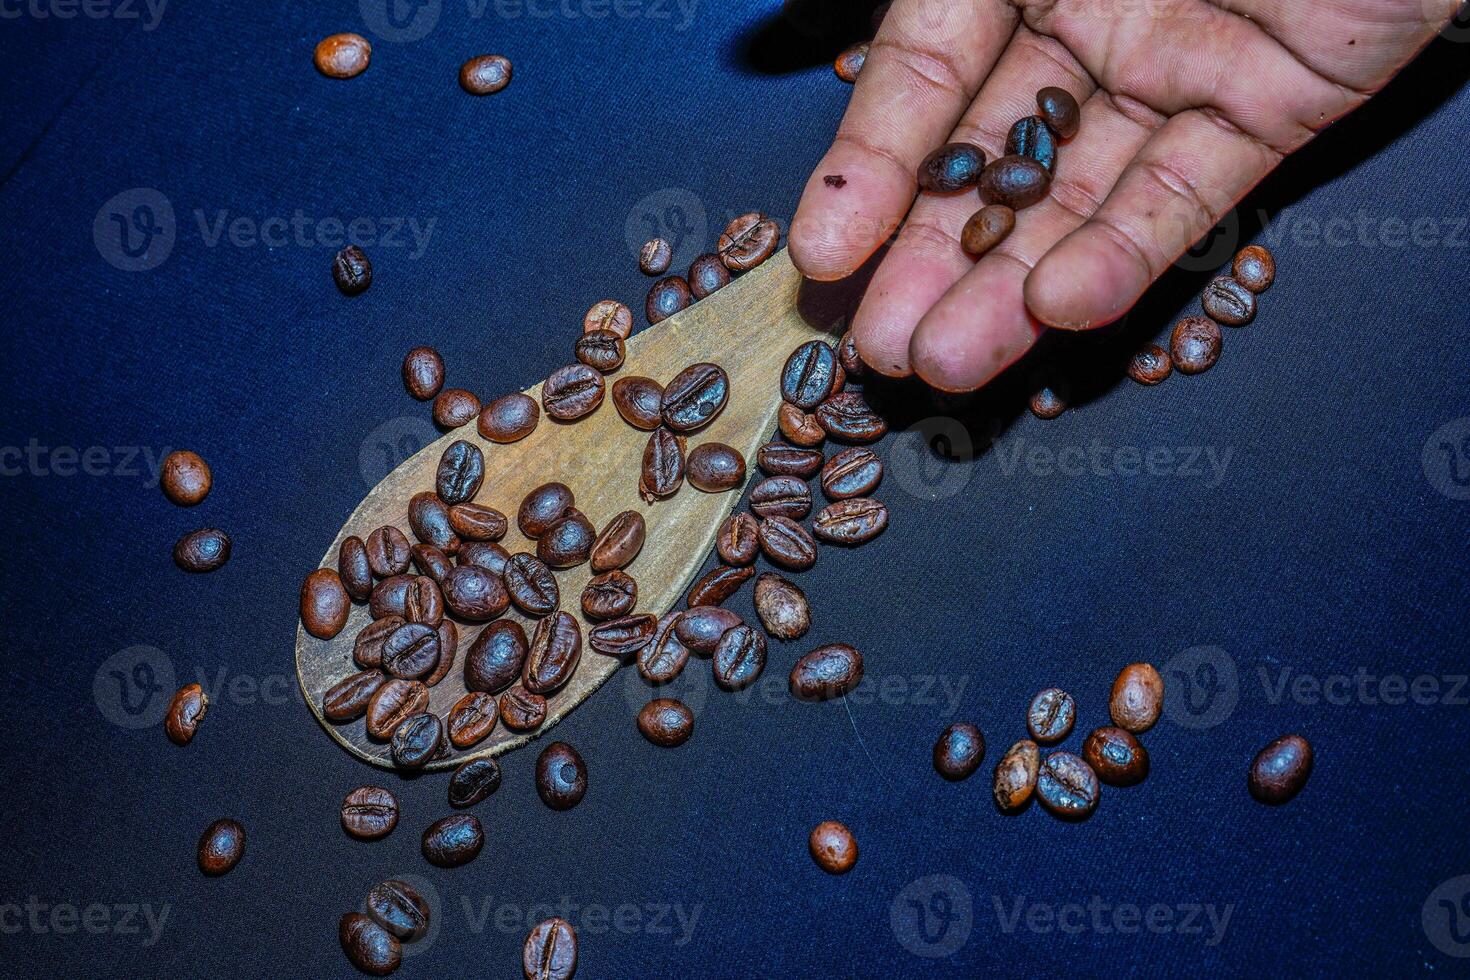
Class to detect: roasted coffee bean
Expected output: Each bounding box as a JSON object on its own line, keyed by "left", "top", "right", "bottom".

{"left": 1006, "top": 115, "right": 1058, "bottom": 173}
{"left": 165, "top": 684, "right": 208, "bottom": 745}
{"left": 390, "top": 712, "right": 444, "bottom": 770}
{"left": 833, "top": 41, "right": 867, "bottom": 82}
{"left": 408, "top": 492, "right": 460, "bottom": 552}
{"left": 1233, "top": 244, "right": 1275, "bottom": 293}
{"left": 159, "top": 450, "right": 211, "bottom": 505}
{"left": 750, "top": 476, "right": 812, "bottom": 520}
{"left": 402, "top": 346, "right": 445, "bottom": 401}
{"left": 465, "top": 620, "right": 528, "bottom": 693}
{"left": 1110, "top": 662, "right": 1164, "bottom": 733}
{"left": 757, "top": 442, "right": 825, "bottom": 478}
{"left": 421, "top": 814, "right": 483, "bottom": 867}
{"left": 814, "top": 498, "right": 888, "bottom": 545}
{"left": 639, "top": 613, "right": 690, "bottom": 682}
{"left": 778, "top": 402, "right": 826, "bottom": 447}
{"left": 523, "top": 918, "right": 578, "bottom": 980}
{"left": 639, "top": 238, "right": 673, "bottom": 275}
{"left": 638, "top": 698, "right": 694, "bottom": 747}
{"left": 591, "top": 510, "right": 645, "bottom": 572}
{"left": 687, "top": 564, "right": 754, "bottom": 607}
{"left": 589, "top": 614, "right": 657, "bottom": 659}
{"left": 315, "top": 32, "right": 371, "bottom": 78}
{"left": 401, "top": 575, "right": 445, "bottom": 626}
{"left": 1170, "top": 316, "right": 1222, "bottom": 375}
{"left": 1248, "top": 734, "right": 1313, "bottom": 804}
{"left": 688, "top": 252, "right": 731, "bottom": 299}
{"left": 447, "top": 692, "right": 498, "bottom": 749}
{"left": 519, "top": 482, "right": 575, "bottom": 538}
{"left": 324, "top": 670, "right": 387, "bottom": 723}
{"left": 425, "top": 620, "right": 459, "bottom": 687}
{"left": 301, "top": 568, "right": 351, "bottom": 639}
{"left": 1029, "top": 386, "right": 1066, "bottom": 420}
{"left": 933, "top": 722, "right": 985, "bottom": 781}
{"left": 980, "top": 155, "right": 1051, "bottom": 210}
{"left": 993, "top": 739, "right": 1041, "bottom": 811}
{"left": 1036, "top": 86, "right": 1081, "bottom": 138}
{"left": 611, "top": 376, "right": 665, "bottom": 430}
{"left": 820, "top": 447, "right": 882, "bottom": 500}
{"left": 675, "top": 605, "right": 742, "bottom": 655}
{"left": 917, "top": 142, "right": 986, "bottom": 193}
{"left": 499, "top": 686, "right": 547, "bottom": 731}
{"left": 459, "top": 53, "right": 511, "bottom": 94}
{"left": 447, "top": 504, "right": 507, "bottom": 543}
{"left": 366, "top": 679, "right": 429, "bottom": 740}
{"left": 646, "top": 275, "right": 692, "bottom": 324}
{"left": 837, "top": 329, "right": 864, "bottom": 378}
{"left": 713, "top": 625, "right": 766, "bottom": 691}
{"left": 575, "top": 329, "right": 626, "bottom": 373}
{"left": 816, "top": 392, "right": 887, "bottom": 442}
{"left": 448, "top": 756, "right": 503, "bottom": 808}
{"left": 542, "top": 363, "right": 605, "bottom": 421}
{"left": 433, "top": 388, "right": 481, "bottom": 429}
{"left": 340, "top": 537, "right": 374, "bottom": 599}
{"left": 340, "top": 912, "right": 400, "bottom": 977}
{"left": 961, "top": 204, "right": 1015, "bottom": 257}
{"left": 366, "top": 525, "right": 413, "bottom": 578}
{"left": 718, "top": 212, "right": 780, "bottom": 271}
{"left": 478, "top": 392, "right": 540, "bottom": 443}
{"left": 355, "top": 616, "right": 404, "bottom": 668}
{"left": 538, "top": 511, "right": 596, "bottom": 568}
{"left": 369, "top": 575, "right": 413, "bottom": 619}
{"left": 1027, "top": 688, "right": 1076, "bottom": 744}
{"left": 687, "top": 442, "right": 746, "bottom": 492}
{"left": 829, "top": 362, "right": 848, "bottom": 394}
{"left": 1036, "top": 750, "right": 1100, "bottom": 819}
{"left": 503, "top": 553, "right": 559, "bottom": 616}
{"left": 1201, "top": 275, "right": 1257, "bottom": 326}
{"left": 640, "top": 427, "right": 686, "bottom": 501}
{"left": 173, "top": 528, "right": 231, "bottom": 573}
{"left": 584, "top": 299, "right": 634, "bottom": 339}
{"left": 790, "top": 644, "right": 863, "bottom": 700}
{"left": 582, "top": 570, "right": 638, "bottom": 620}
{"left": 458, "top": 541, "right": 510, "bottom": 576}
{"left": 440, "top": 564, "right": 509, "bottom": 621}
{"left": 333, "top": 245, "right": 373, "bottom": 295}
{"left": 808, "top": 821, "right": 858, "bottom": 874}
{"left": 782, "top": 340, "right": 838, "bottom": 409}
{"left": 366, "top": 880, "right": 431, "bottom": 942}
{"left": 716, "top": 512, "right": 760, "bottom": 566}
{"left": 536, "top": 742, "right": 587, "bottom": 810}
{"left": 197, "top": 819, "right": 245, "bottom": 876}
{"left": 758, "top": 516, "right": 818, "bottom": 571}
{"left": 341, "top": 786, "right": 399, "bottom": 840}
{"left": 436, "top": 440, "right": 484, "bottom": 505}
{"left": 1127, "top": 343, "right": 1172, "bottom": 385}
{"left": 753, "top": 573, "right": 810, "bottom": 640}
{"left": 525, "top": 611, "right": 582, "bottom": 694}
{"left": 662, "top": 362, "right": 729, "bottom": 432}
{"left": 382, "top": 623, "right": 441, "bottom": 680}
{"left": 1083, "top": 726, "right": 1149, "bottom": 787}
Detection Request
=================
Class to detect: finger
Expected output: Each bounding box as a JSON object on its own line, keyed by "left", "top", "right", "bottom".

{"left": 846, "top": 27, "right": 1095, "bottom": 378}
{"left": 908, "top": 92, "right": 1162, "bottom": 391}
{"left": 788, "top": 0, "right": 1018, "bottom": 283}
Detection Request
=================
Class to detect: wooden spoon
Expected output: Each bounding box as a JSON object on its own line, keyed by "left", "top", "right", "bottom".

{"left": 296, "top": 249, "right": 834, "bottom": 771}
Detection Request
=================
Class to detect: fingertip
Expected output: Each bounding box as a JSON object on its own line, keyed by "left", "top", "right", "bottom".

{"left": 789, "top": 151, "right": 910, "bottom": 283}
{"left": 1026, "top": 226, "right": 1152, "bottom": 331}
{"left": 909, "top": 268, "right": 1043, "bottom": 392}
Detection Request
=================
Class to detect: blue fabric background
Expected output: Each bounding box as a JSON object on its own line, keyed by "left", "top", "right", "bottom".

{"left": 2, "top": 1, "right": 1469, "bottom": 976}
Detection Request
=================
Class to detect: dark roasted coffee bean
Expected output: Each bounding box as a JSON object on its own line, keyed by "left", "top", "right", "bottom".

{"left": 591, "top": 510, "right": 645, "bottom": 572}
{"left": 1027, "top": 688, "right": 1076, "bottom": 744}
{"left": 994, "top": 739, "right": 1041, "bottom": 811}
{"left": 790, "top": 644, "right": 863, "bottom": 700}
{"left": 830, "top": 362, "right": 848, "bottom": 395}
{"left": 1029, "top": 386, "right": 1066, "bottom": 420}
{"left": 662, "top": 362, "right": 729, "bottom": 432}
{"left": 638, "top": 698, "right": 694, "bottom": 746}
{"left": 523, "top": 918, "right": 578, "bottom": 980}
{"left": 424, "top": 619, "right": 459, "bottom": 687}
{"left": 504, "top": 553, "right": 559, "bottom": 616}
{"left": 758, "top": 516, "right": 818, "bottom": 571}
{"left": 339, "top": 912, "right": 400, "bottom": 977}
{"left": 611, "top": 376, "right": 665, "bottom": 430}
{"left": 980, "top": 155, "right": 1052, "bottom": 210}
{"left": 814, "top": 498, "right": 888, "bottom": 545}
{"left": 173, "top": 528, "right": 231, "bottom": 573}
{"left": 369, "top": 575, "right": 413, "bottom": 619}
{"left": 688, "top": 252, "right": 731, "bottom": 299}
{"left": 433, "top": 388, "right": 481, "bottom": 429}
{"left": 323, "top": 670, "right": 387, "bottom": 723}
{"left": 687, "top": 564, "right": 754, "bottom": 607}
{"left": 525, "top": 611, "right": 582, "bottom": 694}
{"left": 197, "top": 818, "right": 245, "bottom": 875}
{"left": 575, "top": 329, "right": 626, "bottom": 373}
{"left": 339, "top": 537, "right": 375, "bottom": 599}
{"left": 355, "top": 616, "right": 404, "bottom": 668}
{"left": 160, "top": 449, "right": 211, "bottom": 505}
{"left": 687, "top": 442, "right": 746, "bottom": 492}
{"left": 408, "top": 492, "right": 460, "bottom": 552}
{"left": 1127, "top": 343, "right": 1172, "bottom": 385}
{"left": 833, "top": 41, "right": 867, "bottom": 82}
{"left": 1249, "top": 734, "right": 1313, "bottom": 804}
{"left": 837, "top": 329, "right": 864, "bottom": 378}
{"left": 589, "top": 614, "right": 657, "bottom": 659}
{"left": 499, "top": 686, "right": 547, "bottom": 731}
{"left": 518, "top": 483, "right": 575, "bottom": 538}
{"left": 421, "top": 814, "right": 483, "bottom": 867}
{"left": 365, "top": 679, "right": 429, "bottom": 740}
{"left": 809, "top": 821, "right": 858, "bottom": 874}
{"left": 315, "top": 32, "right": 371, "bottom": 77}
{"left": 448, "top": 756, "right": 502, "bottom": 807}
{"left": 301, "top": 568, "right": 351, "bottom": 639}
{"left": 917, "top": 142, "right": 986, "bottom": 193}
{"left": 676, "top": 605, "right": 741, "bottom": 655}
{"left": 440, "top": 565, "right": 509, "bottom": 621}
{"left": 750, "top": 475, "right": 811, "bottom": 520}
{"left": 718, "top": 212, "right": 780, "bottom": 271}
{"left": 778, "top": 402, "right": 826, "bottom": 447}
{"left": 753, "top": 573, "right": 810, "bottom": 640}
{"left": 1083, "top": 726, "right": 1149, "bottom": 786}
{"left": 457, "top": 541, "right": 510, "bottom": 576}
{"left": 1110, "top": 662, "right": 1164, "bottom": 732}
{"left": 1006, "top": 115, "right": 1058, "bottom": 173}
{"left": 459, "top": 53, "right": 511, "bottom": 94}
{"left": 961, "top": 204, "right": 1015, "bottom": 257}
{"left": 584, "top": 299, "right": 634, "bottom": 339}
{"left": 1170, "top": 316, "right": 1222, "bottom": 375}
{"left": 820, "top": 447, "right": 882, "bottom": 500}
{"left": 447, "top": 503, "right": 507, "bottom": 543}
{"left": 639, "top": 613, "right": 690, "bottom": 682}
{"left": 333, "top": 244, "right": 372, "bottom": 295}
{"left": 816, "top": 392, "right": 887, "bottom": 442}
{"left": 165, "top": 684, "right": 208, "bottom": 745}
{"left": 341, "top": 786, "right": 399, "bottom": 840}
{"left": 402, "top": 346, "right": 445, "bottom": 401}
{"left": 447, "top": 691, "right": 498, "bottom": 749}
{"left": 1037, "top": 86, "right": 1081, "bottom": 139}
{"left": 716, "top": 512, "right": 760, "bottom": 566}
{"left": 934, "top": 722, "right": 985, "bottom": 781}
{"left": 756, "top": 442, "right": 825, "bottom": 478}
{"left": 465, "top": 620, "right": 528, "bottom": 693}
{"left": 366, "top": 880, "right": 430, "bottom": 941}
{"left": 401, "top": 575, "right": 445, "bottom": 626}
{"left": 1233, "top": 245, "right": 1275, "bottom": 293}
{"left": 382, "top": 622, "right": 441, "bottom": 680}
{"left": 1202, "top": 275, "right": 1257, "bottom": 326}
{"left": 538, "top": 511, "right": 596, "bottom": 568}
{"left": 639, "top": 238, "right": 672, "bottom": 275}
{"left": 536, "top": 742, "right": 587, "bottom": 810}
{"left": 646, "top": 275, "right": 692, "bottom": 324}
{"left": 390, "top": 712, "right": 443, "bottom": 770}
{"left": 781, "top": 340, "right": 838, "bottom": 409}
{"left": 582, "top": 570, "right": 638, "bottom": 620}
{"left": 1036, "top": 750, "right": 1099, "bottom": 819}
{"left": 366, "top": 525, "right": 412, "bottom": 578}
{"left": 542, "top": 363, "right": 605, "bottom": 420}
{"left": 436, "top": 441, "right": 484, "bottom": 505}
{"left": 640, "top": 427, "right": 686, "bottom": 502}
{"left": 713, "top": 624, "right": 766, "bottom": 690}
{"left": 478, "top": 392, "right": 540, "bottom": 443}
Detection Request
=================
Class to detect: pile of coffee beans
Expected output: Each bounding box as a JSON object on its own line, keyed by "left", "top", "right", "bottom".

{"left": 339, "top": 878, "right": 432, "bottom": 975}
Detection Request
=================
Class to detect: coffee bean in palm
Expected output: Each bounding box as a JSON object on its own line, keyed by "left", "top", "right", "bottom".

{"left": 446, "top": 691, "right": 498, "bottom": 749}
{"left": 518, "top": 482, "right": 575, "bottom": 538}
{"left": 638, "top": 698, "right": 694, "bottom": 747}
{"left": 933, "top": 722, "right": 985, "bottom": 781}
{"left": 1029, "top": 385, "right": 1066, "bottom": 420}
{"left": 687, "top": 564, "right": 754, "bottom": 608}
{"left": 1083, "top": 726, "right": 1149, "bottom": 787}
{"left": 758, "top": 516, "right": 817, "bottom": 571}
{"left": 1126, "top": 343, "right": 1172, "bottom": 385}
{"left": 465, "top": 620, "right": 528, "bottom": 693}
{"left": 778, "top": 402, "right": 826, "bottom": 447}
{"left": 458, "top": 541, "right": 510, "bottom": 576}
{"left": 753, "top": 573, "right": 810, "bottom": 641}
{"left": 314, "top": 32, "right": 371, "bottom": 78}
{"left": 401, "top": 575, "right": 445, "bottom": 626}
{"left": 408, "top": 492, "right": 460, "bottom": 552}
{"left": 1006, "top": 115, "right": 1058, "bottom": 173}
{"left": 525, "top": 611, "right": 582, "bottom": 694}
{"left": 523, "top": 918, "right": 578, "bottom": 980}
{"left": 820, "top": 447, "right": 882, "bottom": 500}
{"left": 639, "top": 612, "right": 690, "bottom": 682}
{"left": 366, "top": 679, "right": 429, "bottom": 740}
{"left": 816, "top": 392, "right": 886, "bottom": 442}
{"left": 536, "top": 742, "right": 587, "bottom": 810}
{"left": 1036, "top": 750, "right": 1099, "bottom": 819}
{"left": 750, "top": 475, "right": 811, "bottom": 520}
{"left": 575, "top": 329, "right": 626, "bottom": 373}
{"left": 662, "top": 362, "right": 729, "bottom": 432}
{"left": 538, "top": 511, "right": 596, "bottom": 568}
{"left": 611, "top": 376, "right": 665, "bottom": 430}
{"left": 478, "top": 392, "right": 540, "bottom": 443}
{"left": 421, "top": 813, "right": 483, "bottom": 867}
{"left": 584, "top": 299, "right": 634, "bottom": 339}
{"left": 1110, "top": 662, "right": 1164, "bottom": 732}
{"left": 713, "top": 624, "right": 766, "bottom": 691}
{"left": 809, "top": 821, "right": 858, "bottom": 874}
{"left": 716, "top": 512, "right": 760, "bottom": 566}
{"left": 790, "top": 644, "right": 863, "bottom": 700}
{"left": 340, "top": 912, "right": 399, "bottom": 977}
{"left": 503, "top": 553, "right": 559, "bottom": 616}
{"left": 917, "top": 143, "right": 986, "bottom": 193}
{"left": 324, "top": 670, "right": 387, "bottom": 723}
{"left": 354, "top": 616, "right": 404, "bottom": 668}
{"left": 591, "top": 510, "right": 645, "bottom": 572}
{"left": 338, "top": 537, "right": 374, "bottom": 599}
{"left": 646, "top": 275, "right": 692, "bottom": 324}
{"left": 718, "top": 212, "right": 780, "bottom": 271}
{"left": 639, "top": 238, "right": 672, "bottom": 275}
{"left": 436, "top": 441, "right": 484, "bottom": 505}
{"left": 688, "top": 252, "right": 731, "bottom": 299}
{"left": 675, "top": 605, "right": 741, "bottom": 655}
{"left": 301, "top": 568, "right": 351, "bottom": 639}
{"left": 160, "top": 449, "right": 211, "bottom": 506}
{"left": 993, "top": 739, "right": 1040, "bottom": 811}
{"left": 1027, "top": 688, "right": 1076, "bottom": 744}
{"left": 433, "top": 388, "right": 481, "bottom": 429}
{"left": 781, "top": 340, "right": 838, "bottom": 409}
{"left": 440, "top": 565, "right": 508, "bottom": 621}
{"left": 1232, "top": 245, "right": 1275, "bottom": 293}
{"left": 961, "top": 204, "right": 1015, "bottom": 257}
{"left": 687, "top": 442, "right": 746, "bottom": 492}
{"left": 757, "top": 443, "right": 824, "bottom": 478}
{"left": 424, "top": 620, "right": 459, "bottom": 687}
{"left": 332, "top": 245, "right": 372, "bottom": 295}
{"left": 1248, "top": 734, "right": 1313, "bottom": 804}
{"left": 381, "top": 623, "right": 441, "bottom": 679}
{"left": 1036, "top": 86, "right": 1081, "bottom": 139}
{"left": 366, "top": 880, "right": 430, "bottom": 942}
{"left": 980, "top": 155, "right": 1051, "bottom": 210}
{"left": 543, "top": 363, "right": 605, "bottom": 420}
{"left": 341, "top": 786, "right": 398, "bottom": 840}
{"left": 582, "top": 570, "right": 638, "bottom": 620}
{"left": 1202, "top": 275, "right": 1257, "bottom": 326}
{"left": 589, "top": 614, "right": 657, "bottom": 659}
{"left": 640, "top": 427, "right": 686, "bottom": 501}
{"left": 366, "top": 525, "right": 412, "bottom": 578}
{"left": 1170, "top": 316, "right": 1221, "bottom": 375}
{"left": 499, "top": 686, "right": 547, "bottom": 731}
{"left": 814, "top": 498, "right": 888, "bottom": 545}
{"left": 173, "top": 528, "right": 231, "bottom": 573}
{"left": 833, "top": 41, "right": 867, "bottom": 82}
{"left": 390, "top": 712, "right": 443, "bottom": 769}
{"left": 164, "top": 683, "right": 207, "bottom": 746}
{"left": 448, "top": 756, "right": 503, "bottom": 808}
{"left": 402, "top": 346, "right": 444, "bottom": 401}
{"left": 197, "top": 818, "right": 245, "bottom": 876}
